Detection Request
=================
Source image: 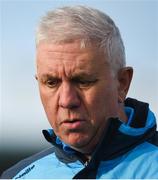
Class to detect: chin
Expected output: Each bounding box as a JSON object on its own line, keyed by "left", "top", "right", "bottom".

{"left": 63, "top": 133, "right": 91, "bottom": 149}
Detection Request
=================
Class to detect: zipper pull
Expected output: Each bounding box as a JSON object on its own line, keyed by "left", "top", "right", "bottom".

{"left": 84, "top": 161, "right": 88, "bottom": 167}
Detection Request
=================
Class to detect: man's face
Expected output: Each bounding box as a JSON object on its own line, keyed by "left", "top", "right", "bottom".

{"left": 36, "top": 41, "right": 120, "bottom": 153}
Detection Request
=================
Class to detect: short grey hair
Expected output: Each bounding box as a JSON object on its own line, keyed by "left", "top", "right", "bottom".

{"left": 36, "top": 6, "right": 126, "bottom": 74}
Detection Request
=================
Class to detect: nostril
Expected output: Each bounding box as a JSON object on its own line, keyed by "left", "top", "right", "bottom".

{"left": 69, "top": 103, "right": 80, "bottom": 109}
{"left": 59, "top": 95, "right": 81, "bottom": 109}
{"left": 60, "top": 103, "right": 80, "bottom": 109}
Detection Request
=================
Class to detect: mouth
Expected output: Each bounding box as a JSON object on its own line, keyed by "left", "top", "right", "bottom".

{"left": 61, "top": 119, "right": 86, "bottom": 129}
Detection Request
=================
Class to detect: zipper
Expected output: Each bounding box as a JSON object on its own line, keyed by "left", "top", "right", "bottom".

{"left": 84, "top": 161, "right": 89, "bottom": 167}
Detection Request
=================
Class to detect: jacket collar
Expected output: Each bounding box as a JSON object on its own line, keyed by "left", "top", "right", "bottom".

{"left": 42, "top": 98, "right": 157, "bottom": 161}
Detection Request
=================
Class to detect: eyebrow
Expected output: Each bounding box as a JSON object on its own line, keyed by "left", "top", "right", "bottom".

{"left": 70, "top": 73, "right": 97, "bottom": 80}
{"left": 39, "top": 74, "right": 59, "bottom": 81}
{"left": 40, "top": 72, "right": 98, "bottom": 80}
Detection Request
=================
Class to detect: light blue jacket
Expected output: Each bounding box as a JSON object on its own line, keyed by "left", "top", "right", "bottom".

{"left": 1, "top": 98, "right": 158, "bottom": 179}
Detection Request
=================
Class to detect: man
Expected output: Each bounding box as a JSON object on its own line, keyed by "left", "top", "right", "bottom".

{"left": 1, "top": 5, "right": 158, "bottom": 179}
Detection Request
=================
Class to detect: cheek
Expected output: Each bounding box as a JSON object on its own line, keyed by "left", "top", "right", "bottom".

{"left": 39, "top": 88, "right": 58, "bottom": 126}
{"left": 84, "top": 85, "right": 118, "bottom": 120}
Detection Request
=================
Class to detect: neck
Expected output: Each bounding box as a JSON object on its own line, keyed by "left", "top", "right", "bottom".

{"left": 77, "top": 152, "right": 91, "bottom": 163}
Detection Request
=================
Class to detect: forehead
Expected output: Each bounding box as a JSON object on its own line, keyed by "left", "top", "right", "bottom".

{"left": 36, "top": 41, "right": 109, "bottom": 76}
{"left": 37, "top": 41, "right": 100, "bottom": 60}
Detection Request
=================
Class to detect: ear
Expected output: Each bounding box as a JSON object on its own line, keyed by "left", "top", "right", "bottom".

{"left": 117, "top": 67, "right": 133, "bottom": 103}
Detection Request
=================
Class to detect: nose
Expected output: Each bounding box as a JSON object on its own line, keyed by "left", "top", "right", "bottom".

{"left": 59, "top": 82, "right": 81, "bottom": 109}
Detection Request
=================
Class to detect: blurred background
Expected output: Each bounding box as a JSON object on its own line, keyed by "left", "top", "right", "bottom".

{"left": 0, "top": 0, "right": 158, "bottom": 175}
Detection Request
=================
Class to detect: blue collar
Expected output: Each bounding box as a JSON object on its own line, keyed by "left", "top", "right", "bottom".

{"left": 56, "top": 136, "right": 76, "bottom": 154}
{"left": 125, "top": 106, "right": 134, "bottom": 125}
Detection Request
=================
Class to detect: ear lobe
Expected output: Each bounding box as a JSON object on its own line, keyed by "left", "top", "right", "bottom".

{"left": 117, "top": 67, "right": 133, "bottom": 101}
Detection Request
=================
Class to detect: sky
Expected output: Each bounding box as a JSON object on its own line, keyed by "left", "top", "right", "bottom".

{"left": 0, "top": 0, "right": 158, "bottom": 151}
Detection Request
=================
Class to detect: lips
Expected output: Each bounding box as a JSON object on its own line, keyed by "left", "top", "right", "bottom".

{"left": 61, "top": 119, "right": 86, "bottom": 129}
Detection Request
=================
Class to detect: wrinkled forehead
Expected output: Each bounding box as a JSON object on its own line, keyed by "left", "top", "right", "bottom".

{"left": 36, "top": 41, "right": 97, "bottom": 68}
{"left": 36, "top": 41, "right": 111, "bottom": 77}
{"left": 36, "top": 40, "right": 108, "bottom": 64}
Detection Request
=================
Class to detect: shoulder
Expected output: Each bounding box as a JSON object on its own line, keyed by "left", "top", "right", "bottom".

{"left": 129, "top": 140, "right": 158, "bottom": 161}
{"left": 123, "top": 141, "right": 158, "bottom": 178}
{"left": 98, "top": 141, "right": 158, "bottom": 179}
{"left": 0, "top": 147, "right": 55, "bottom": 179}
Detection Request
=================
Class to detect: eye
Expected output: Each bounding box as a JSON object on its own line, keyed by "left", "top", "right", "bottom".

{"left": 79, "top": 80, "right": 92, "bottom": 86}
{"left": 45, "top": 78, "right": 61, "bottom": 88}
{"left": 73, "top": 79, "right": 98, "bottom": 88}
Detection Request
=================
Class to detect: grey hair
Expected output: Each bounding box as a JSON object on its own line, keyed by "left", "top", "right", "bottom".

{"left": 36, "top": 6, "right": 126, "bottom": 74}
